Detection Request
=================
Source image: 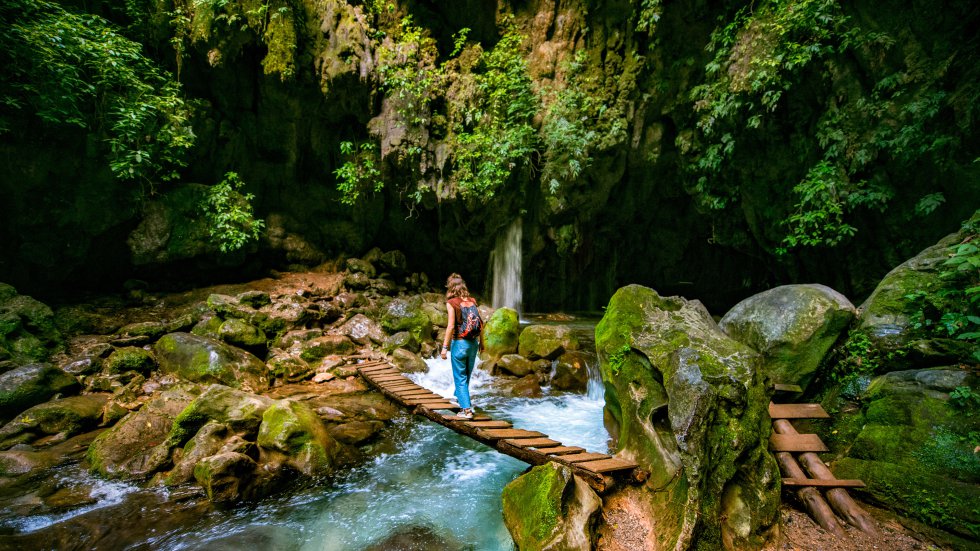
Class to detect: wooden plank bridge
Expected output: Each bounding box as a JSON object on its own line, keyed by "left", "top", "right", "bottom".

{"left": 356, "top": 360, "right": 647, "bottom": 493}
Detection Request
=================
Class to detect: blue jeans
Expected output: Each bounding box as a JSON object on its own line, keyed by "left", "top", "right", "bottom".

{"left": 450, "top": 338, "right": 478, "bottom": 409}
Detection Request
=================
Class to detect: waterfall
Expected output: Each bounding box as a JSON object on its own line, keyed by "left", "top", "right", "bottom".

{"left": 585, "top": 359, "right": 605, "bottom": 402}
{"left": 491, "top": 219, "right": 522, "bottom": 312}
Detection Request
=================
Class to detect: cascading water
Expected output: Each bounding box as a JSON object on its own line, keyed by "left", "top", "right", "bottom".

{"left": 491, "top": 219, "right": 522, "bottom": 312}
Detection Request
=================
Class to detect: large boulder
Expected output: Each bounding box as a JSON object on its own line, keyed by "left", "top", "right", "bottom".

{"left": 0, "top": 394, "right": 109, "bottom": 449}
{"left": 257, "top": 400, "right": 341, "bottom": 476}
{"left": 720, "top": 284, "right": 856, "bottom": 390}
{"left": 390, "top": 348, "right": 427, "bottom": 373}
{"left": 218, "top": 318, "right": 267, "bottom": 349}
{"left": 378, "top": 250, "right": 408, "bottom": 277}
{"left": 827, "top": 367, "right": 979, "bottom": 540}
{"left": 502, "top": 462, "right": 601, "bottom": 551}
{"left": 0, "top": 283, "right": 64, "bottom": 367}
{"left": 167, "top": 384, "right": 275, "bottom": 448}
{"left": 339, "top": 314, "right": 385, "bottom": 345}
{"left": 154, "top": 333, "right": 270, "bottom": 391}
{"left": 298, "top": 335, "right": 356, "bottom": 361}
{"left": 551, "top": 351, "right": 597, "bottom": 392}
{"left": 381, "top": 297, "right": 431, "bottom": 343}
{"left": 595, "top": 285, "right": 778, "bottom": 550}
{"left": 103, "top": 347, "right": 156, "bottom": 375}
{"left": 497, "top": 354, "right": 535, "bottom": 377}
{"left": 519, "top": 325, "right": 579, "bottom": 360}
{"left": 0, "top": 363, "right": 79, "bottom": 419}
{"left": 483, "top": 307, "right": 520, "bottom": 360}
{"left": 87, "top": 385, "right": 198, "bottom": 479}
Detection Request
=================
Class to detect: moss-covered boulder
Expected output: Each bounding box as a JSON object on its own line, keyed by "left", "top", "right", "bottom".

{"left": 383, "top": 331, "right": 419, "bottom": 354}
{"left": 501, "top": 462, "right": 601, "bottom": 551}
{"left": 87, "top": 385, "right": 198, "bottom": 479}
{"left": 104, "top": 347, "right": 156, "bottom": 375}
{"left": 0, "top": 394, "right": 109, "bottom": 448}
{"left": 0, "top": 363, "right": 79, "bottom": 419}
{"left": 826, "top": 367, "right": 979, "bottom": 540}
{"left": 218, "top": 318, "right": 267, "bottom": 348}
{"left": 154, "top": 332, "right": 270, "bottom": 391}
{"left": 497, "top": 354, "right": 535, "bottom": 377}
{"left": 267, "top": 353, "right": 314, "bottom": 382}
{"left": 257, "top": 400, "right": 340, "bottom": 476}
{"left": 595, "top": 285, "right": 778, "bottom": 550}
{"left": 0, "top": 284, "right": 63, "bottom": 366}
{"left": 378, "top": 250, "right": 408, "bottom": 277}
{"left": 483, "top": 307, "right": 520, "bottom": 360}
{"left": 720, "top": 284, "right": 855, "bottom": 390}
{"left": 116, "top": 314, "right": 195, "bottom": 341}
{"left": 551, "top": 351, "right": 596, "bottom": 392}
{"left": 345, "top": 257, "right": 376, "bottom": 278}
{"left": 299, "top": 335, "right": 356, "bottom": 361}
{"left": 340, "top": 313, "right": 385, "bottom": 345}
{"left": 518, "top": 325, "right": 579, "bottom": 360}
{"left": 390, "top": 348, "right": 427, "bottom": 373}
{"left": 167, "top": 384, "right": 274, "bottom": 449}
{"left": 127, "top": 184, "right": 216, "bottom": 265}
{"left": 193, "top": 451, "right": 258, "bottom": 503}
{"left": 421, "top": 302, "right": 449, "bottom": 328}
{"left": 381, "top": 297, "right": 431, "bottom": 343}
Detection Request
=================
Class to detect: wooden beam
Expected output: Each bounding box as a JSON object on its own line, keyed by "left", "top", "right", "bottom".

{"left": 782, "top": 478, "right": 866, "bottom": 488}
{"left": 769, "top": 403, "right": 830, "bottom": 419}
{"left": 775, "top": 451, "right": 846, "bottom": 537}
{"left": 773, "top": 383, "right": 803, "bottom": 393}
{"left": 503, "top": 438, "right": 562, "bottom": 448}
{"left": 770, "top": 433, "right": 829, "bottom": 452}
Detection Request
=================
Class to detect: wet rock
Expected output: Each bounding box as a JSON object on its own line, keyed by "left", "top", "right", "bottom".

{"left": 236, "top": 291, "right": 271, "bottom": 309}
{"left": 483, "top": 307, "right": 520, "bottom": 360}
{"left": 193, "top": 451, "right": 258, "bottom": 503}
{"left": 299, "top": 335, "right": 356, "bottom": 361}
{"left": 328, "top": 420, "right": 384, "bottom": 445}
{"left": 346, "top": 258, "right": 376, "bottom": 278}
{"left": 511, "top": 375, "right": 542, "bottom": 398}
{"left": 378, "top": 250, "right": 408, "bottom": 277}
{"left": 191, "top": 314, "right": 223, "bottom": 340}
{"left": 339, "top": 314, "right": 385, "bottom": 346}
{"left": 384, "top": 331, "right": 419, "bottom": 354}
{"left": 62, "top": 355, "right": 102, "bottom": 376}
{"left": 362, "top": 524, "right": 465, "bottom": 551}
{"left": 497, "top": 354, "right": 535, "bottom": 377}
{"left": 720, "top": 284, "right": 856, "bottom": 390}
{"left": 0, "top": 364, "right": 80, "bottom": 419}
{"left": 116, "top": 314, "right": 195, "bottom": 341}
{"left": 206, "top": 294, "right": 256, "bottom": 322}
{"left": 87, "top": 384, "right": 198, "bottom": 480}
{"left": 165, "top": 420, "right": 232, "bottom": 485}
{"left": 154, "top": 333, "right": 270, "bottom": 391}
{"left": 257, "top": 400, "right": 341, "bottom": 476}
{"left": 0, "top": 394, "right": 109, "bottom": 449}
{"left": 502, "top": 462, "right": 601, "bottom": 551}
{"left": 278, "top": 329, "right": 323, "bottom": 349}
{"left": 518, "top": 325, "right": 579, "bottom": 360}
{"left": 167, "top": 384, "right": 275, "bottom": 449}
{"left": 103, "top": 347, "right": 156, "bottom": 375}
{"left": 0, "top": 284, "right": 63, "bottom": 366}
{"left": 369, "top": 278, "right": 399, "bottom": 296}
{"left": 595, "top": 285, "right": 778, "bottom": 550}
{"left": 421, "top": 302, "right": 448, "bottom": 328}
{"left": 218, "top": 318, "right": 267, "bottom": 349}
{"left": 551, "top": 351, "right": 596, "bottom": 392}
{"left": 381, "top": 297, "right": 431, "bottom": 343}
{"left": 390, "top": 348, "right": 427, "bottom": 373}
{"left": 267, "top": 353, "right": 313, "bottom": 383}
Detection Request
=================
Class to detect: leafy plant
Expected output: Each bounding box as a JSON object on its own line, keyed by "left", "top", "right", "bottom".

{"left": 949, "top": 386, "right": 980, "bottom": 413}
{"left": 334, "top": 141, "right": 383, "bottom": 205}
{"left": 202, "top": 172, "right": 265, "bottom": 253}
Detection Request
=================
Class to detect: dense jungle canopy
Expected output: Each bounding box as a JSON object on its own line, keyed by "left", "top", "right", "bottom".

{"left": 1, "top": 0, "right": 978, "bottom": 311}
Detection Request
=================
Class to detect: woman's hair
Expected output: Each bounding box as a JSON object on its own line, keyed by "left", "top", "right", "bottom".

{"left": 445, "top": 273, "right": 470, "bottom": 299}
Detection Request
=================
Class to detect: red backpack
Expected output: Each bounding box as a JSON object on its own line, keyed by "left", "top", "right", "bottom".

{"left": 451, "top": 299, "right": 483, "bottom": 339}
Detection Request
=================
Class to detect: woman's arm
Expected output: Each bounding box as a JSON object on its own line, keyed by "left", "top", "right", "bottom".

{"left": 441, "top": 301, "right": 455, "bottom": 359}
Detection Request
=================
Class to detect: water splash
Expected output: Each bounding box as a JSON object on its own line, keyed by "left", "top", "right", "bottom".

{"left": 491, "top": 219, "right": 522, "bottom": 313}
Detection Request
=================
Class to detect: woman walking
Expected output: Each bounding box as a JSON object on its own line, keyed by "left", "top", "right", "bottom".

{"left": 441, "top": 273, "right": 484, "bottom": 420}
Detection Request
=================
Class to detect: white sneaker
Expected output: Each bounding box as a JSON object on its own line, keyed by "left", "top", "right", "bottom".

{"left": 454, "top": 409, "right": 474, "bottom": 420}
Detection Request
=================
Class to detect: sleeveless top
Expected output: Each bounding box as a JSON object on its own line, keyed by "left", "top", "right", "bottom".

{"left": 448, "top": 297, "right": 479, "bottom": 339}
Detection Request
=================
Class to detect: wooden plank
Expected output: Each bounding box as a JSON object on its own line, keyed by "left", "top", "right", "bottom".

{"left": 404, "top": 397, "right": 458, "bottom": 405}
{"left": 770, "top": 433, "right": 829, "bottom": 453}
{"left": 769, "top": 403, "right": 829, "bottom": 419}
{"left": 443, "top": 414, "right": 491, "bottom": 422}
{"left": 369, "top": 374, "right": 411, "bottom": 382}
{"left": 396, "top": 390, "right": 443, "bottom": 397}
{"left": 544, "top": 446, "right": 585, "bottom": 456}
{"left": 575, "top": 458, "right": 640, "bottom": 473}
{"left": 557, "top": 452, "right": 611, "bottom": 464}
{"left": 378, "top": 381, "right": 419, "bottom": 388}
{"left": 773, "top": 383, "right": 803, "bottom": 393}
{"left": 477, "top": 429, "right": 546, "bottom": 440}
{"left": 464, "top": 420, "right": 512, "bottom": 429}
{"left": 782, "top": 478, "right": 866, "bottom": 488}
{"left": 359, "top": 364, "right": 396, "bottom": 373}
{"left": 417, "top": 402, "right": 460, "bottom": 410}
{"left": 504, "top": 438, "right": 562, "bottom": 449}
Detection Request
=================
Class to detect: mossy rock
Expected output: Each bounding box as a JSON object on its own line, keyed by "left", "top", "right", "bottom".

{"left": 421, "top": 302, "right": 448, "bottom": 328}
{"left": 720, "top": 284, "right": 855, "bottom": 390}
{"left": 0, "top": 394, "right": 109, "bottom": 448}
{"left": 501, "top": 462, "right": 600, "bottom": 551}
{"left": 381, "top": 297, "right": 432, "bottom": 343}
{"left": 594, "top": 284, "right": 778, "bottom": 550}
{"left": 383, "top": 331, "right": 419, "bottom": 354}
{"left": 104, "top": 347, "right": 156, "bottom": 375}
{"left": 345, "top": 257, "right": 376, "bottom": 277}
{"left": 0, "top": 364, "right": 79, "bottom": 420}
{"left": 154, "top": 332, "right": 270, "bottom": 391}
{"left": 299, "top": 335, "right": 356, "bottom": 362}
{"left": 518, "top": 325, "right": 579, "bottom": 360}
{"left": 167, "top": 384, "right": 274, "bottom": 449}
{"left": 257, "top": 400, "right": 340, "bottom": 476}
{"left": 87, "top": 385, "right": 198, "bottom": 480}
{"left": 484, "top": 307, "right": 519, "bottom": 360}
{"left": 191, "top": 315, "right": 223, "bottom": 340}
{"left": 218, "top": 318, "right": 267, "bottom": 348}
{"left": 236, "top": 291, "right": 271, "bottom": 309}
{"left": 378, "top": 250, "right": 408, "bottom": 276}
{"left": 551, "top": 351, "right": 596, "bottom": 392}
{"left": 497, "top": 354, "right": 534, "bottom": 377}
{"left": 267, "top": 354, "right": 313, "bottom": 382}
{"left": 193, "top": 451, "right": 257, "bottom": 503}
{"left": 343, "top": 272, "right": 372, "bottom": 290}
{"left": 0, "top": 285, "right": 64, "bottom": 364}
{"left": 390, "top": 348, "right": 427, "bottom": 373}
{"left": 206, "top": 294, "right": 256, "bottom": 322}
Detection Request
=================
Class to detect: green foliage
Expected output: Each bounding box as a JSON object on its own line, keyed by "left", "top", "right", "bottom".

{"left": 540, "top": 52, "right": 599, "bottom": 196}
{"left": 829, "top": 332, "right": 880, "bottom": 389}
{"left": 634, "top": 0, "right": 663, "bottom": 34}
{"left": 608, "top": 343, "right": 631, "bottom": 376}
{"left": 376, "top": 17, "right": 441, "bottom": 126}
{"left": 202, "top": 172, "right": 265, "bottom": 253}
{"left": 334, "top": 141, "right": 383, "bottom": 205}
{"left": 0, "top": 0, "right": 195, "bottom": 187}
{"left": 948, "top": 386, "right": 980, "bottom": 413}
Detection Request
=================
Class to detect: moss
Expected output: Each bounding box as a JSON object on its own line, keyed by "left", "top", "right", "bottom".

{"left": 483, "top": 307, "right": 519, "bottom": 359}
{"left": 104, "top": 347, "right": 156, "bottom": 375}
{"left": 257, "top": 401, "right": 312, "bottom": 454}
{"left": 167, "top": 402, "right": 211, "bottom": 449}
{"left": 261, "top": 3, "right": 297, "bottom": 79}
{"left": 501, "top": 463, "right": 567, "bottom": 547}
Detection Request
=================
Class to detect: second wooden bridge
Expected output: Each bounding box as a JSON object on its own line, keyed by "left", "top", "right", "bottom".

{"left": 356, "top": 360, "right": 646, "bottom": 493}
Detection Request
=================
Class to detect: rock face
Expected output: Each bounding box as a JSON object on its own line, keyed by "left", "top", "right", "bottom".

{"left": 154, "top": 333, "right": 270, "bottom": 391}
{"left": 595, "top": 285, "right": 778, "bottom": 550}
{"left": 0, "top": 363, "right": 79, "bottom": 419}
{"left": 518, "top": 325, "right": 579, "bottom": 360}
{"left": 827, "top": 367, "right": 980, "bottom": 540}
{"left": 720, "top": 284, "right": 856, "bottom": 390}
{"left": 483, "top": 307, "right": 520, "bottom": 360}
{"left": 0, "top": 394, "right": 109, "bottom": 449}
{"left": 501, "top": 462, "right": 601, "bottom": 551}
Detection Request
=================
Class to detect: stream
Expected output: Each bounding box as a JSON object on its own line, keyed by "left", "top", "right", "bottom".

{"left": 1, "top": 337, "right": 609, "bottom": 551}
